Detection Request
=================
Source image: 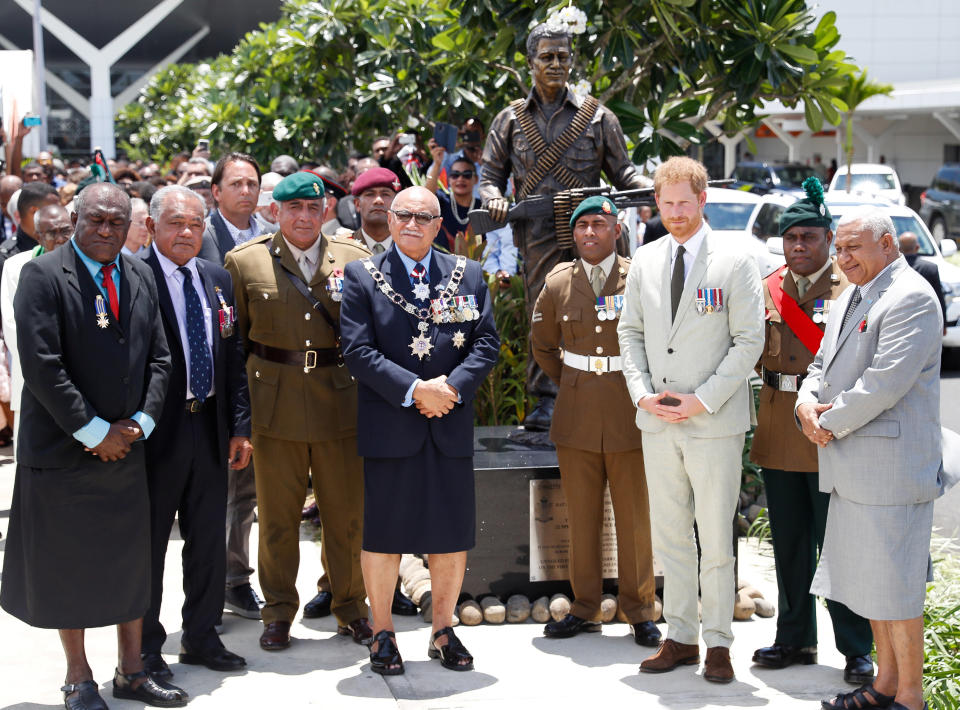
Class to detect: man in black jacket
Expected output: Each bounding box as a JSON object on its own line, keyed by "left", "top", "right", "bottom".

{"left": 0, "top": 183, "right": 186, "bottom": 709}
{"left": 899, "top": 231, "right": 946, "bottom": 329}
{"left": 140, "top": 185, "right": 253, "bottom": 679}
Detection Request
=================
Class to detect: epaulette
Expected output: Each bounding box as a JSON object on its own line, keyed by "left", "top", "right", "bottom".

{"left": 231, "top": 233, "right": 273, "bottom": 252}
{"left": 329, "top": 235, "right": 371, "bottom": 255}
{"left": 546, "top": 260, "right": 576, "bottom": 281}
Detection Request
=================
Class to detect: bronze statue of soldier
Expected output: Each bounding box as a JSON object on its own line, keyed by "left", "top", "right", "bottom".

{"left": 479, "top": 22, "right": 646, "bottom": 432}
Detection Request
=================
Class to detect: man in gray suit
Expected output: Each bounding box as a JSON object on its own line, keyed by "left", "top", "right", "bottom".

{"left": 619, "top": 156, "right": 764, "bottom": 683}
{"left": 797, "top": 206, "right": 942, "bottom": 710}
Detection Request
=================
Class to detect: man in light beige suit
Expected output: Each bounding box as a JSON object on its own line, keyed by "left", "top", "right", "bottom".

{"left": 618, "top": 157, "right": 764, "bottom": 683}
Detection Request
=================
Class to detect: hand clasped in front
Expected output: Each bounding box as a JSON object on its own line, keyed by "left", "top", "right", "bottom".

{"left": 638, "top": 391, "right": 706, "bottom": 423}
{"left": 414, "top": 376, "right": 459, "bottom": 419}
{"left": 797, "top": 402, "right": 834, "bottom": 447}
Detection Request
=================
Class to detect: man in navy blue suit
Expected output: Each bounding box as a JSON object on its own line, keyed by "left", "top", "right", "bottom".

{"left": 340, "top": 186, "right": 499, "bottom": 676}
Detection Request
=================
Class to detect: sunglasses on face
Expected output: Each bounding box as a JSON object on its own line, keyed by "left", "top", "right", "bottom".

{"left": 390, "top": 209, "right": 441, "bottom": 226}
{"left": 449, "top": 170, "right": 475, "bottom": 180}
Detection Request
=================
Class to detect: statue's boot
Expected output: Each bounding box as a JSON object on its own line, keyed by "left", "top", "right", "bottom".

{"left": 522, "top": 395, "right": 555, "bottom": 432}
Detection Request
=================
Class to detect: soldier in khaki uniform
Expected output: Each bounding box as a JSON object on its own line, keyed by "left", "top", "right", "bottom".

{"left": 749, "top": 180, "right": 874, "bottom": 684}
{"left": 224, "top": 172, "right": 371, "bottom": 651}
{"left": 531, "top": 196, "right": 660, "bottom": 646}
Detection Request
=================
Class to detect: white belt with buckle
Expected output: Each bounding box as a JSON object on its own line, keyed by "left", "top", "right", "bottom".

{"left": 563, "top": 351, "right": 622, "bottom": 375}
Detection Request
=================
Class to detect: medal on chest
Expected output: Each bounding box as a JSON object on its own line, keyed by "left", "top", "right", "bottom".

{"left": 697, "top": 288, "right": 723, "bottom": 314}
{"left": 812, "top": 298, "right": 830, "bottom": 324}
{"left": 326, "top": 269, "right": 344, "bottom": 302}
{"left": 95, "top": 294, "right": 109, "bottom": 329}
{"left": 214, "top": 286, "right": 236, "bottom": 338}
{"left": 595, "top": 295, "right": 624, "bottom": 321}
{"left": 409, "top": 321, "right": 433, "bottom": 360}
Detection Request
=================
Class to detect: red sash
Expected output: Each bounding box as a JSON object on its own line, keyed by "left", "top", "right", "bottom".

{"left": 766, "top": 268, "right": 824, "bottom": 356}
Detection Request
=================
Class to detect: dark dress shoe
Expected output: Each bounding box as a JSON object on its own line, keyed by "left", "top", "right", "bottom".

{"left": 224, "top": 583, "right": 263, "bottom": 620}
{"left": 523, "top": 396, "right": 555, "bottom": 432}
{"left": 752, "top": 643, "right": 817, "bottom": 668}
{"left": 62, "top": 680, "right": 108, "bottom": 710}
{"left": 112, "top": 669, "right": 187, "bottom": 707}
{"left": 179, "top": 643, "right": 246, "bottom": 671}
{"left": 303, "top": 591, "right": 333, "bottom": 619}
{"left": 632, "top": 621, "right": 663, "bottom": 647}
{"left": 844, "top": 654, "right": 876, "bottom": 685}
{"left": 259, "top": 621, "right": 292, "bottom": 651}
{"left": 141, "top": 652, "right": 173, "bottom": 680}
{"left": 338, "top": 617, "right": 374, "bottom": 646}
{"left": 392, "top": 588, "right": 418, "bottom": 616}
{"left": 544, "top": 613, "right": 601, "bottom": 638}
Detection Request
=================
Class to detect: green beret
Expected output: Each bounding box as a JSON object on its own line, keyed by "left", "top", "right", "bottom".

{"left": 273, "top": 171, "right": 325, "bottom": 202}
{"left": 779, "top": 176, "right": 831, "bottom": 235}
{"left": 569, "top": 195, "right": 618, "bottom": 230}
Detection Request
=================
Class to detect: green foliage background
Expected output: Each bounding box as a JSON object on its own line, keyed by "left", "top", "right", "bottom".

{"left": 117, "top": 0, "right": 858, "bottom": 168}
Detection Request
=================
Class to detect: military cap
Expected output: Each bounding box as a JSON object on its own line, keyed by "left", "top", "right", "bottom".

{"left": 779, "top": 176, "right": 832, "bottom": 235}
{"left": 273, "top": 171, "right": 325, "bottom": 201}
{"left": 570, "top": 195, "right": 619, "bottom": 230}
{"left": 351, "top": 167, "right": 402, "bottom": 197}
{"left": 304, "top": 169, "right": 348, "bottom": 199}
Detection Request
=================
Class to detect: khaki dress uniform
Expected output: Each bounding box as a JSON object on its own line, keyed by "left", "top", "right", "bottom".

{"left": 750, "top": 257, "right": 872, "bottom": 655}
{"left": 225, "top": 231, "right": 370, "bottom": 627}
{"left": 530, "top": 255, "right": 657, "bottom": 623}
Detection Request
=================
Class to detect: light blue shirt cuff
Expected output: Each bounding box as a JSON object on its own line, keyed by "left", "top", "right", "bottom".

{"left": 73, "top": 417, "right": 110, "bottom": 448}
{"left": 402, "top": 379, "right": 421, "bottom": 407}
{"left": 131, "top": 411, "right": 156, "bottom": 440}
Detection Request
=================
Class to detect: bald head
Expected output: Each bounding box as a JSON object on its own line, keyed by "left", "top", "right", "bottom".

{"left": 899, "top": 231, "right": 919, "bottom": 255}
{"left": 0, "top": 175, "right": 22, "bottom": 210}
{"left": 388, "top": 187, "right": 442, "bottom": 262}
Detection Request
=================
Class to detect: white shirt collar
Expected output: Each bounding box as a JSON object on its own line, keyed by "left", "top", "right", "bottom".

{"left": 859, "top": 256, "right": 901, "bottom": 299}
{"left": 669, "top": 220, "right": 709, "bottom": 262}
{"left": 218, "top": 209, "right": 260, "bottom": 243}
{"left": 581, "top": 251, "right": 617, "bottom": 280}
{"left": 154, "top": 246, "right": 199, "bottom": 282}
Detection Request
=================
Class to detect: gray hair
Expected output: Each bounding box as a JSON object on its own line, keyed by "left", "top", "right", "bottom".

{"left": 150, "top": 184, "right": 207, "bottom": 222}
{"left": 837, "top": 205, "right": 899, "bottom": 247}
{"left": 526, "top": 23, "right": 573, "bottom": 60}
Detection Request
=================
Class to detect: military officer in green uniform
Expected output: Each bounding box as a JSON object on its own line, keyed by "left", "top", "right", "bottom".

{"left": 225, "top": 172, "right": 372, "bottom": 651}
{"left": 749, "top": 178, "right": 874, "bottom": 685}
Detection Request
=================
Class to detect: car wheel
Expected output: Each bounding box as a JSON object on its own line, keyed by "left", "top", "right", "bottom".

{"left": 931, "top": 217, "right": 947, "bottom": 242}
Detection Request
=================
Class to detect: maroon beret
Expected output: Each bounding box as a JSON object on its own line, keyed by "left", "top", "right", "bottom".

{"left": 352, "top": 167, "right": 402, "bottom": 197}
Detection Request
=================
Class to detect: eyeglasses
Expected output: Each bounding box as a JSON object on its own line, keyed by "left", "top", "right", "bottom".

{"left": 449, "top": 170, "right": 475, "bottom": 180}
{"left": 390, "top": 209, "right": 441, "bottom": 226}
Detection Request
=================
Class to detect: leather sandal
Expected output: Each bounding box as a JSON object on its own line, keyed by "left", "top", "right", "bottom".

{"left": 61, "top": 680, "right": 107, "bottom": 710}
{"left": 427, "top": 626, "right": 474, "bottom": 671}
{"left": 112, "top": 668, "right": 188, "bottom": 707}
{"left": 369, "top": 630, "right": 404, "bottom": 676}
{"left": 822, "top": 684, "right": 896, "bottom": 710}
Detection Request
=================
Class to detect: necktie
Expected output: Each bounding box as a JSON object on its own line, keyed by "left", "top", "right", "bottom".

{"left": 372, "top": 243, "right": 385, "bottom": 255}
{"left": 178, "top": 267, "right": 212, "bottom": 402}
{"left": 298, "top": 253, "right": 315, "bottom": 281}
{"left": 840, "top": 287, "right": 862, "bottom": 333}
{"left": 796, "top": 276, "right": 810, "bottom": 299}
{"left": 590, "top": 265, "right": 605, "bottom": 297}
{"left": 100, "top": 263, "right": 120, "bottom": 320}
{"left": 670, "top": 245, "right": 686, "bottom": 322}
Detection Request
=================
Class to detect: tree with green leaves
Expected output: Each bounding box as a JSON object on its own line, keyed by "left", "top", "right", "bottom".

{"left": 828, "top": 70, "right": 894, "bottom": 191}
{"left": 117, "top": 0, "right": 859, "bottom": 169}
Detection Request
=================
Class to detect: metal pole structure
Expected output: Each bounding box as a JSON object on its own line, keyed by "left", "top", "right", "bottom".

{"left": 31, "top": 0, "right": 48, "bottom": 149}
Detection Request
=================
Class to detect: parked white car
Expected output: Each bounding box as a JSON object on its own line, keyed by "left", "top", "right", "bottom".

{"left": 827, "top": 163, "right": 905, "bottom": 205}
{"left": 768, "top": 195, "right": 960, "bottom": 349}
{"left": 703, "top": 187, "right": 785, "bottom": 276}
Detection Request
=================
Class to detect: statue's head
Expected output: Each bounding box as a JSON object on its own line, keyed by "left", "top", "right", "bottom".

{"left": 526, "top": 23, "right": 573, "bottom": 95}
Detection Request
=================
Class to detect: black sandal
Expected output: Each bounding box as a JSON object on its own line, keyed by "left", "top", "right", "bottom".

{"left": 112, "top": 668, "right": 188, "bottom": 707}
{"left": 427, "top": 626, "right": 474, "bottom": 671}
{"left": 822, "top": 684, "right": 896, "bottom": 710}
{"left": 61, "top": 680, "right": 107, "bottom": 710}
{"left": 369, "top": 630, "right": 404, "bottom": 675}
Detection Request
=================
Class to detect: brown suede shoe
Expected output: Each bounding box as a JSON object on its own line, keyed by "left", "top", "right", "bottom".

{"left": 704, "top": 646, "right": 735, "bottom": 683}
{"left": 259, "top": 621, "right": 292, "bottom": 651}
{"left": 639, "top": 638, "right": 700, "bottom": 673}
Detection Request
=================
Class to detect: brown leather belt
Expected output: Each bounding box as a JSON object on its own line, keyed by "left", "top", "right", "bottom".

{"left": 250, "top": 342, "right": 341, "bottom": 370}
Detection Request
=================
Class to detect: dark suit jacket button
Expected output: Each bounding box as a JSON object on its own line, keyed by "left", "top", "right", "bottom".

{"left": 119, "top": 338, "right": 126, "bottom": 344}
{"left": 662, "top": 377, "right": 666, "bottom": 383}
{"left": 667, "top": 348, "right": 674, "bottom": 354}
{"left": 122, "top": 376, "right": 130, "bottom": 384}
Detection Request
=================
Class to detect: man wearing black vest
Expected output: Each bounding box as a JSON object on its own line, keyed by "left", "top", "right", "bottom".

{"left": 197, "top": 152, "right": 266, "bottom": 623}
